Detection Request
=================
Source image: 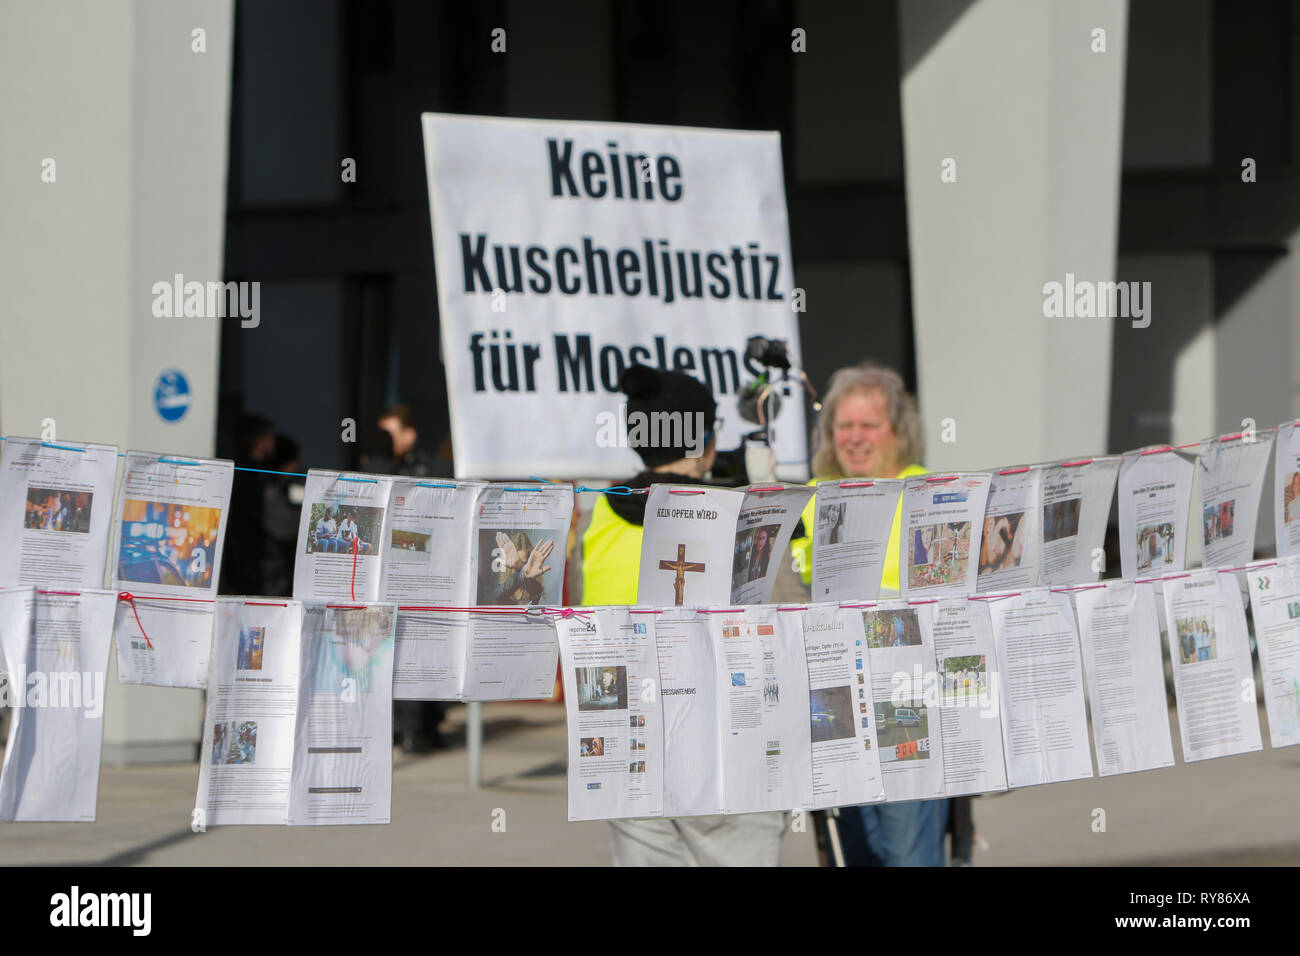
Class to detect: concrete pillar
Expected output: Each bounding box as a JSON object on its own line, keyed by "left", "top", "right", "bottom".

{"left": 898, "top": 0, "right": 1127, "bottom": 470}
{"left": 0, "top": 0, "right": 235, "bottom": 762}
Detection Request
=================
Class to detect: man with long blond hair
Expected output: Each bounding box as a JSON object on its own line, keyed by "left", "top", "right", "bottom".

{"left": 790, "top": 361, "right": 953, "bottom": 867}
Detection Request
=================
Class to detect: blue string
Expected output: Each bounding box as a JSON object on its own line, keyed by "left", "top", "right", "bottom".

{"left": 1, "top": 437, "right": 648, "bottom": 490}
{"left": 336, "top": 476, "right": 377, "bottom": 484}
{"left": 233, "top": 465, "right": 310, "bottom": 478}
{"left": 530, "top": 475, "right": 644, "bottom": 496}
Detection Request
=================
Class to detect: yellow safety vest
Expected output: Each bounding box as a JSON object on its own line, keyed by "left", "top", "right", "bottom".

{"left": 581, "top": 493, "right": 644, "bottom": 605}
{"left": 790, "top": 463, "right": 929, "bottom": 595}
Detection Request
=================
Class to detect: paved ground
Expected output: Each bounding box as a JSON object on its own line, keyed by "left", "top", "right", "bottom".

{"left": 0, "top": 701, "right": 1294, "bottom": 865}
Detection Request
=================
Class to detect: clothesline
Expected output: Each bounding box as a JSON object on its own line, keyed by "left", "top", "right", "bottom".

{"left": 2, "top": 420, "right": 1291, "bottom": 498}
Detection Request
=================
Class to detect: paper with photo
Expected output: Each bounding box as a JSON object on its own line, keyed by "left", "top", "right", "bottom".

{"left": 462, "top": 610, "right": 561, "bottom": 701}
{"left": 1039, "top": 457, "right": 1120, "bottom": 586}
{"left": 809, "top": 479, "right": 904, "bottom": 602}
{"left": 557, "top": 607, "right": 664, "bottom": 822}
{"left": 655, "top": 607, "right": 725, "bottom": 817}
{"left": 381, "top": 478, "right": 487, "bottom": 700}
{"left": 802, "top": 604, "right": 885, "bottom": 809}
{"left": 470, "top": 482, "right": 573, "bottom": 607}
{"left": 110, "top": 451, "right": 233, "bottom": 689}
{"left": 1074, "top": 581, "right": 1175, "bottom": 776}
{"left": 1245, "top": 556, "right": 1300, "bottom": 749}
{"left": 195, "top": 599, "right": 303, "bottom": 826}
{"left": 1197, "top": 434, "right": 1272, "bottom": 570}
{"left": 288, "top": 602, "right": 396, "bottom": 825}
{"left": 1117, "top": 448, "right": 1196, "bottom": 580}
{"left": 976, "top": 467, "right": 1043, "bottom": 592}
{"left": 860, "top": 599, "right": 946, "bottom": 802}
{"left": 1274, "top": 421, "right": 1300, "bottom": 558}
{"left": 709, "top": 605, "right": 813, "bottom": 813}
{"left": 638, "top": 485, "right": 744, "bottom": 606}
{"left": 729, "top": 485, "right": 815, "bottom": 604}
{"left": 0, "top": 587, "right": 115, "bottom": 822}
{"left": 293, "top": 470, "right": 394, "bottom": 602}
{"left": 0, "top": 437, "right": 118, "bottom": 588}
{"left": 899, "top": 473, "right": 992, "bottom": 599}
{"left": 1161, "top": 569, "right": 1261, "bottom": 762}
{"left": 929, "top": 598, "right": 1008, "bottom": 796}
{"left": 987, "top": 588, "right": 1093, "bottom": 787}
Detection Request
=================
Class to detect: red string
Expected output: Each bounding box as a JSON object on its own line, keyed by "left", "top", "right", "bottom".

{"left": 350, "top": 535, "right": 359, "bottom": 601}
{"left": 396, "top": 605, "right": 528, "bottom": 614}
{"left": 115, "top": 591, "right": 216, "bottom": 649}
{"left": 117, "top": 592, "right": 152, "bottom": 649}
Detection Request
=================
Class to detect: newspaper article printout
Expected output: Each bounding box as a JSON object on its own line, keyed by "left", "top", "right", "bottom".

{"left": 929, "top": 598, "right": 1008, "bottom": 797}
{"left": 730, "top": 485, "right": 815, "bottom": 604}
{"left": 1197, "top": 434, "right": 1273, "bottom": 570}
{"left": 288, "top": 602, "right": 396, "bottom": 825}
{"left": 1117, "top": 448, "right": 1196, "bottom": 581}
{"left": 639, "top": 485, "right": 744, "bottom": 606}
{"left": 0, "top": 587, "right": 115, "bottom": 822}
{"left": 195, "top": 599, "right": 303, "bottom": 826}
{"left": 1074, "top": 581, "right": 1175, "bottom": 776}
{"left": 987, "top": 588, "right": 1094, "bottom": 787}
{"left": 557, "top": 607, "right": 664, "bottom": 822}
{"left": 462, "top": 610, "right": 560, "bottom": 701}
{"left": 861, "top": 599, "right": 946, "bottom": 802}
{"left": 810, "top": 479, "right": 904, "bottom": 602}
{"left": 471, "top": 482, "right": 573, "bottom": 607}
{"left": 1039, "top": 457, "right": 1120, "bottom": 586}
{"left": 1161, "top": 569, "right": 1261, "bottom": 762}
{"left": 655, "top": 607, "right": 725, "bottom": 817}
{"left": 1245, "top": 556, "right": 1300, "bottom": 748}
{"left": 976, "top": 467, "right": 1043, "bottom": 593}
{"left": 381, "top": 478, "right": 486, "bottom": 700}
{"left": 293, "top": 470, "right": 394, "bottom": 602}
{"left": 0, "top": 437, "right": 118, "bottom": 588}
{"left": 110, "top": 451, "right": 234, "bottom": 689}
{"left": 1274, "top": 421, "right": 1300, "bottom": 558}
{"left": 899, "top": 473, "right": 992, "bottom": 599}
{"left": 802, "top": 604, "right": 885, "bottom": 809}
{"left": 709, "top": 605, "right": 814, "bottom": 813}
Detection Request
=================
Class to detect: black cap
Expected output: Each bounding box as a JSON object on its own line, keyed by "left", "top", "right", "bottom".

{"left": 619, "top": 364, "right": 717, "bottom": 467}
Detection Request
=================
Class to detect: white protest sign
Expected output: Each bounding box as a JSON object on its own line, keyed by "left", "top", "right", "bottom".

{"left": 422, "top": 113, "right": 807, "bottom": 480}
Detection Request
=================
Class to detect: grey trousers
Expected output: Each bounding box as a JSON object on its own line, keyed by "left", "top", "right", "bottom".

{"left": 608, "top": 812, "right": 786, "bottom": 866}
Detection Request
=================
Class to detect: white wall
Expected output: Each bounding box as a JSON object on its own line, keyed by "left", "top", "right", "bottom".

{"left": 0, "top": 0, "right": 235, "bottom": 761}
{"left": 899, "top": 0, "right": 1127, "bottom": 471}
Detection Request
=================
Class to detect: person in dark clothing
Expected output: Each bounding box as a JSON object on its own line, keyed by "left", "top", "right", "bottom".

{"left": 258, "top": 433, "right": 302, "bottom": 598}
{"left": 220, "top": 414, "right": 277, "bottom": 596}
{"left": 381, "top": 404, "right": 451, "bottom": 753}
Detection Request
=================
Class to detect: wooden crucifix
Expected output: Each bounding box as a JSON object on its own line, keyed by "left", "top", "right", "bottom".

{"left": 659, "top": 543, "right": 706, "bottom": 606}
